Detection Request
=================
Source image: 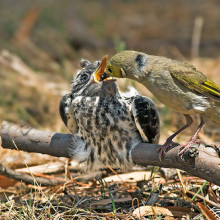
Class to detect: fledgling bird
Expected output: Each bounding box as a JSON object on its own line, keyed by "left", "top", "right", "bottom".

{"left": 103, "top": 50, "right": 220, "bottom": 158}
{"left": 59, "top": 56, "right": 160, "bottom": 171}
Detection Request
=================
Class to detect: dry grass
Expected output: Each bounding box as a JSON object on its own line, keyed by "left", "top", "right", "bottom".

{"left": 0, "top": 164, "right": 220, "bottom": 219}
{"left": 1, "top": 166, "right": 220, "bottom": 219}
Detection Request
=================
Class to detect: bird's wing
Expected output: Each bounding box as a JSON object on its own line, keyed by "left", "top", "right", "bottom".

{"left": 59, "top": 94, "right": 78, "bottom": 134}
{"left": 170, "top": 62, "right": 220, "bottom": 102}
{"left": 131, "top": 96, "right": 160, "bottom": 144}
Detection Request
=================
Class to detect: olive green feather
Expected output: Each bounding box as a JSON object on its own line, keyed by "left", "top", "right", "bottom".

{"left": 202, "top": 80, "right": 220, "bottom": 100}
{"left": 171, "top": 68, "right": 220, "bottom": 102}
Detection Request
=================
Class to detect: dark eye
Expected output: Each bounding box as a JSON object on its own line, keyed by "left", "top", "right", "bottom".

{"left": 80, "top": 74, "right": 89, "bottom": 81}
{"left": 108, "top": 67, "right": 112, "bottom": 73}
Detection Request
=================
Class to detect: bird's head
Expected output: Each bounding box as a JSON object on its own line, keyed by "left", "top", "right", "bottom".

{"left": 103, "top": 50, "right": 150, "bottom": 81}
{"left": 72, "top": 56, "right": 117, "bottom": 97}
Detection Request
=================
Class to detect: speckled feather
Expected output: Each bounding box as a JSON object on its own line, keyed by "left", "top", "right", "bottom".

{"left": 60, "top": 59, "right": 160, "bottom": 171}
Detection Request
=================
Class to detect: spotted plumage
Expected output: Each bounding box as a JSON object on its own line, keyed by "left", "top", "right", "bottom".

{"left": 60, "top": 59, "right": 160, "bottom": 171}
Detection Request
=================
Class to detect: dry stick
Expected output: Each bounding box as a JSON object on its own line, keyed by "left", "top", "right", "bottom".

{"left": 186, "top": 190, "right": 220, "bottom": 209}
{"left": 107, "top": 166, "right": 130, "bottom": 188}
{"left": 16, "top": 162, "right": 69, "bottom": 174}
{"left": 191, "top": 16, "right": 204, "bottom": 58}
{"left": 1, "top": 121, "right": 220, "bottom": 186}
{"left": 0, "top": 163, "right": 66, "bottom": 186}
{"left": 0, "top": 121, "right": 85, "bottom": 158}
{"left": 13, "top": 5, "right": 41, "bottom": 44}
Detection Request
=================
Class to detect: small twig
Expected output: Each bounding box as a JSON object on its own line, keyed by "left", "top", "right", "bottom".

{"left": 132, "top": 198, "right": 141, "bottom": 220}
{"left": 176, "top": 169, "right": 187, "bottom": 195}
{"left": 16, "top": 162, "right": 69, "bottom": 174}
{"left": 0, "top": 163, "right": 66, "bottom": 186}
{"left": 187, "top": 190, "right": 220, "bottom": 208}
{"left": 107, "top": 166, "right": 130, "bottom": 188}
{"left": 13, "top": 5, "right": 41, "bottom": 44}
{"left": 191, "top": 16, "right": 204, "bottom": 58}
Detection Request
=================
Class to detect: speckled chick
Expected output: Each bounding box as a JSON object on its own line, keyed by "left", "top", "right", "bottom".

{"left": 60, "top": 57, "right": 160, "bottom": 171}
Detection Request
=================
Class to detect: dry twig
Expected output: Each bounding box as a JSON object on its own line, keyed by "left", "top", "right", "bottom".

{"left": 0, "top": 163, "right": 66, "bottom": 186}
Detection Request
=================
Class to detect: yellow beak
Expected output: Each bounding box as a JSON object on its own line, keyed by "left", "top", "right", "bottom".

{"left": 93, "top": 55, "right": 108, "bottom": 83}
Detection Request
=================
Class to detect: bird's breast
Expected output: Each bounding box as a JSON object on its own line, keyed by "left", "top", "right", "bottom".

{"left": 72, "top": 96, "right": 142, "bottom": 168}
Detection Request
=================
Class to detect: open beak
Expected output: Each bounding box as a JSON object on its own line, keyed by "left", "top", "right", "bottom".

{"left": 93, "top": 55, "right": 108, "bottom": 83}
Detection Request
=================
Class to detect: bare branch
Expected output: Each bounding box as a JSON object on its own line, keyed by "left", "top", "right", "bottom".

{"left": 1, "top": 121, "right": 220, "bottom": 185}
{"left": 0, "top": 121, "right": 85, "bottom": 158}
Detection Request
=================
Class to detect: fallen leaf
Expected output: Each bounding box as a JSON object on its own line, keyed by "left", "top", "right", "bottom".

{"left": 166, "top": 206, "right": 198, "bottom": 218}
{"left": 31, "top": 173, "right": 67, "bottom": 182}
{"left": 133, "top": 206, "right": 198, "bottom": 218}
{"left": 0, "top": 175, "right": 18, "bottom": 188}
{"left": 197, "top": 202, "right": 218, "bottom": 220}
{"left": 133, "top": 206, "right": 173, "bottom": 218}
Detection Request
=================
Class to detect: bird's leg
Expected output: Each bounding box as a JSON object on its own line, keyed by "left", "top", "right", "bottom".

{"left": 157, "top": 114, "right": 193, "bottom": 160}
{"left": 178, "top": 118, "right": 205, "bottom": 156}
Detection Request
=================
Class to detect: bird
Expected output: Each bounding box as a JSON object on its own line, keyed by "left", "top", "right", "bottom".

{"left": 103, "top": 50, "right": 220, "bottom": 159}
{"left": 59, "top": 55, "right": 160, "bottom": 171}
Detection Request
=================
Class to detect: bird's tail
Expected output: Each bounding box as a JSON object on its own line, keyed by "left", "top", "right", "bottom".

{"left": 204, "top": 102, "right": 220, "bottom": 126}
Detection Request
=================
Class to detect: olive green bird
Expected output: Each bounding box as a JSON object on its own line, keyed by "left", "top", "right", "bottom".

{"left": 103, "top": 50, "right": 220, "bottom": 159}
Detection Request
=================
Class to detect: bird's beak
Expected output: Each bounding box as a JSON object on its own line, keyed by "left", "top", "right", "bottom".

{"left": 93, "top": 55, "right": 108, "bottom": 83}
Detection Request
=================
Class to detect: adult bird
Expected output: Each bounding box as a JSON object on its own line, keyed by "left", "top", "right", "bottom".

{"left": 103, "top": 50, "right": 220, "bottom": 158}
{"left": 59, "top": 56, "right": 160, "bottom": 171}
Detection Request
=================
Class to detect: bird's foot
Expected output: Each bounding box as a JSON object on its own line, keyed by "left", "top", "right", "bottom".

{"left": 178, "top": 138, "right": 200, "bottom": 156}
{"left": 157, "top": 139, "right": 178, "bottom": 161}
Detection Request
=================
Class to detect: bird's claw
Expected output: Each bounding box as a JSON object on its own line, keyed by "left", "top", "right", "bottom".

{"left": 157, "top": 147, "right": 167, "bottom": 161}
{"left": 157, "top": 140, "right": 178, "bottom": 161}
{"left": 178, "top": 139, "right": 200, "bottom": 156}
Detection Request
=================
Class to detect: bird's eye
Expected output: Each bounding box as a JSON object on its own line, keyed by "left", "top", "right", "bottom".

{"left": 80, "top": 74, "right": 89, "bottom": 81}
{"left": 108, "top": 67, "right": 112, "bottom": 73}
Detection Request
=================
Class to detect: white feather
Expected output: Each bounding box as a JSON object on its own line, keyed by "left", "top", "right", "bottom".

{"left": 122, "top": 86, "right": 139, "bottom": 98}
{"left": 131, "top": 102, "right": 149, "bottom": 142}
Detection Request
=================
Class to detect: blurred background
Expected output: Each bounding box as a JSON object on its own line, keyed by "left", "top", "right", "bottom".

{"left": 0, "top": 0, "right": 220, "bottom": 166}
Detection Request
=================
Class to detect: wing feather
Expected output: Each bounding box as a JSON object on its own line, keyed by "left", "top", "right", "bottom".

{"left": 132, "top": 96, "right": 160, "bottom": 144}
{"left": 59, "top": 93, "right": 78, "bottom": 134}
{"left": 170, "top": 63, "right": 220, "bottom": 102}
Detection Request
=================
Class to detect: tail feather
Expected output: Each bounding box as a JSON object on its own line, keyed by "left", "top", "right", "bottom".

{"left": 202, "top": 80, "right": 220, "bottom": 102}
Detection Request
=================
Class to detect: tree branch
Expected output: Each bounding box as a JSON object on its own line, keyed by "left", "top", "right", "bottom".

{"left": 1, "top": 121, "right": 220, "bottom": 185}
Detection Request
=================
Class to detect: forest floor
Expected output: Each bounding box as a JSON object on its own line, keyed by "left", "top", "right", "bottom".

{"left": 0, "top": 1, "right": 220, "bottom": 219}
